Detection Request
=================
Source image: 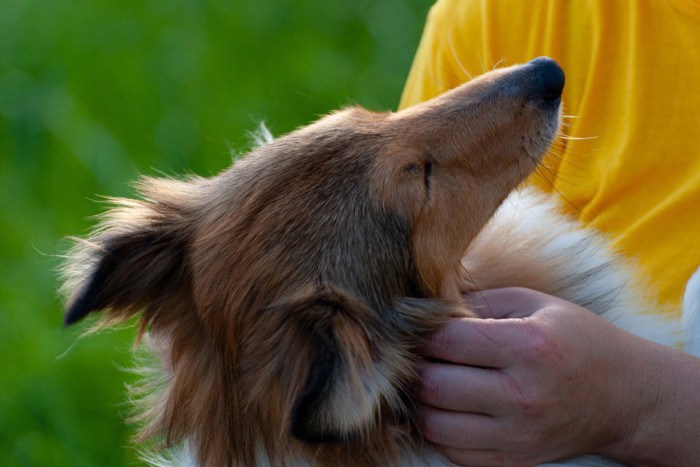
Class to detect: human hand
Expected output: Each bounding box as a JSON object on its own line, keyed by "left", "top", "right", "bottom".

{"left": 416, "top": 287, "right": 650, "bottom": 466}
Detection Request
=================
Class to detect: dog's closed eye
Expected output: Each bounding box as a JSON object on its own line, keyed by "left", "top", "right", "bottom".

{"left": 403, "top": 159, "right": 433, "bottom": 195}
{"left": 423, "top": 160, "right": 433, "bottom": 194}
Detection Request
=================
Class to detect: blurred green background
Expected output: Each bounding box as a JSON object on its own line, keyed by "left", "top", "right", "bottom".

{"left": 0, "top": 0, "right": 433, "bottom": 465}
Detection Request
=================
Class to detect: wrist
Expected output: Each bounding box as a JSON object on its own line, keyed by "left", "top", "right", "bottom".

{"left": 598, "top": 333, "right": 699, "bottom": 466}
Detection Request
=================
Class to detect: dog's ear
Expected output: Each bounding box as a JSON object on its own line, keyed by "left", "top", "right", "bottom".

{"left": 241, "top": 288, "right": 464, "bottom": 446}
{"left": 286, "top": 289, "right": 380, "bottom": 443}
{"left": 242, "top": 287, "right": 405, "bottom": 444}
{"left": 283, "top": 293, "right": 468, "bottom": 444}
{"left": 62, "top": 177, "right": 196, "bottom": 327}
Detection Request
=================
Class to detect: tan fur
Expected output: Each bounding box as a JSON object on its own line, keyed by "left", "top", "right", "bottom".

{"left": 62, "top": 59, "right": 563, "bottom": 466}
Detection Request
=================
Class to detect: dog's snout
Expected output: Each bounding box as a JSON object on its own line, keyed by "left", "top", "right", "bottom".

{"left": 526, "top": 56, "right": 565, "bottom": 102}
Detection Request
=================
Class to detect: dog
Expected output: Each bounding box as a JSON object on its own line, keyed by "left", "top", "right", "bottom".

{"left": 62, "top": 57, "right": 695, "bottom": 466}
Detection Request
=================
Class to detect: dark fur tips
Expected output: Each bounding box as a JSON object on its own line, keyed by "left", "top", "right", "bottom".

{"left": 64, "top": 273, "right": 104, "bottom": 326}
{"left": 63, "top": 246, "right": 123, "bottom": 326}
{"left": 63, "top": 228, "right": 190, "bottom": 327}
{"left": 271, "top": 289, "right": 381, "bottom": 444}
{"left": 290, "top": 320, "right": 345, "bottom": 443}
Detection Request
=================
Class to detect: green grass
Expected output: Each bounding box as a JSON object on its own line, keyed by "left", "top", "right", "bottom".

{"left": 0, "top": 0, "right": 433, "bottom": 464}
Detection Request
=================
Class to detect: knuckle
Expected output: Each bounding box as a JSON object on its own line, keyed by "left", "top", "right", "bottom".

{"left": 520, "top": 323, "right": 559, "bottom": 365}
{"left": 517, "top": 391, "right": 546, "bottom": 419}
{"left": 429, "top": 326, "right": 455, "bottom": 356}
{"left": 418, "top": 367, "right": 442, "bottom": 403}
{"left": 499, "top": 371, "right": 546, "bottom": 417}
{"left": 417, "top": 409, "right": 442, "bottom": 443}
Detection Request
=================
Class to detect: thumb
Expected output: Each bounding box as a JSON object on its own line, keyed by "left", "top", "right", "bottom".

{"left": 465, "top": 287, "right": 556, "bottom": 319}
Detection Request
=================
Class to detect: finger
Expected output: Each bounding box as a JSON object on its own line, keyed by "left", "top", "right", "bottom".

{"left": 426, "top": 317, "right": 516, "bottom": 368}
{"left": 417, "top": 403, "right": 502, "bottom": 450}
{"left": 465, "top": 287, "right": 554, "bottom": 319}
{"left": 417, "top": 362, "right": 507, "bottom": 415}
{"left": 430, "top": 444, "right": 512, "bottom": 467}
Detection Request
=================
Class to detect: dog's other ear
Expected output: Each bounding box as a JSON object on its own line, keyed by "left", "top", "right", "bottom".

{"left": 287, "top": 289, "right": 379, "bottom": 443}
{"left": 242, "top": 287, "right": 404, "bottom": 444}
{"left": 62, "top": 177, "right": 197, "bottom": 326}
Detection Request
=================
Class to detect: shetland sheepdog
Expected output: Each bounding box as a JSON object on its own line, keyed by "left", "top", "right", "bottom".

{"left": 62, "top": 57, "right": 694, "bottom": 466}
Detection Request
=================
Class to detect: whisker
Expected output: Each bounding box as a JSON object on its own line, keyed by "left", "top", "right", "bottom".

{"left": 558, "top": 134, "right": 598, "bottom": 141}
{"left": 527, "top": 146, "right": 591, "bottom": 185}
{"left": 459, "top": 263, "right": 497, "bottom": 317}
{"left": 536, "top": 160, "right": 593, "bottom": 187}
{"left": 531, "top": 166, "right": 590, "bottom": 219}
{"left": 448, "top": 34, "right": 473, "bottom": 80}
{"left": 526, "top": 136, "right": 595, "bottom": 183}
{"left": 532, "top": 137, "right": 589, "bottom": 160}
{"left": 544, "top": 153, "right": 588, "bottom": 172}
{"left": 550, "top": 132, "right": 598, "bottom": 156}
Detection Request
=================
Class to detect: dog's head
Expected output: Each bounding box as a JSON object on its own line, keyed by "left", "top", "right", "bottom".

{"left": 62, "top": 58, "right": 563, "bottom": 464}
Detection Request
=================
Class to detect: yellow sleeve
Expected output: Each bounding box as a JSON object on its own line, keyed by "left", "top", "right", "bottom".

{"left": 399, "top": 0, "right": 482, "bottom": 109}
{"left": 400, "top": 0, "right": 700, "bottom": 310}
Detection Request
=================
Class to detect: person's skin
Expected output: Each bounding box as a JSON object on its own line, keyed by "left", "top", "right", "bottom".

{"left": 417, "top": 287, "right": 700, "bottom": 466}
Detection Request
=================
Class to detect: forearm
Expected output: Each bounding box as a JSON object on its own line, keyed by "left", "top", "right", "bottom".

{"left": 600, "top": 334, "right": 700, "bottom": 466}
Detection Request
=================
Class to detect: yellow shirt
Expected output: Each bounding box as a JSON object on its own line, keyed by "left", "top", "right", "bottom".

{"left": 400, "top": 0, "right": 700, "bottom": 311}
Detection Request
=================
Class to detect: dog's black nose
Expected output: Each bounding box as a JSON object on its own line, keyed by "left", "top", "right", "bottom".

{"left": 527, "top": 57, "right": 565, "bottom": 102}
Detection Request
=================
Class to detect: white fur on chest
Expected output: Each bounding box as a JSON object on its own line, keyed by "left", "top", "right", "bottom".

{"left": 463, "top": 189, "right": 683, "bottom": 349}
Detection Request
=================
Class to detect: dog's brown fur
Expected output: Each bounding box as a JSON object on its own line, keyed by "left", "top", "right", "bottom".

{"left": 62, "top": 59, "right": 563, "bottom": 466}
